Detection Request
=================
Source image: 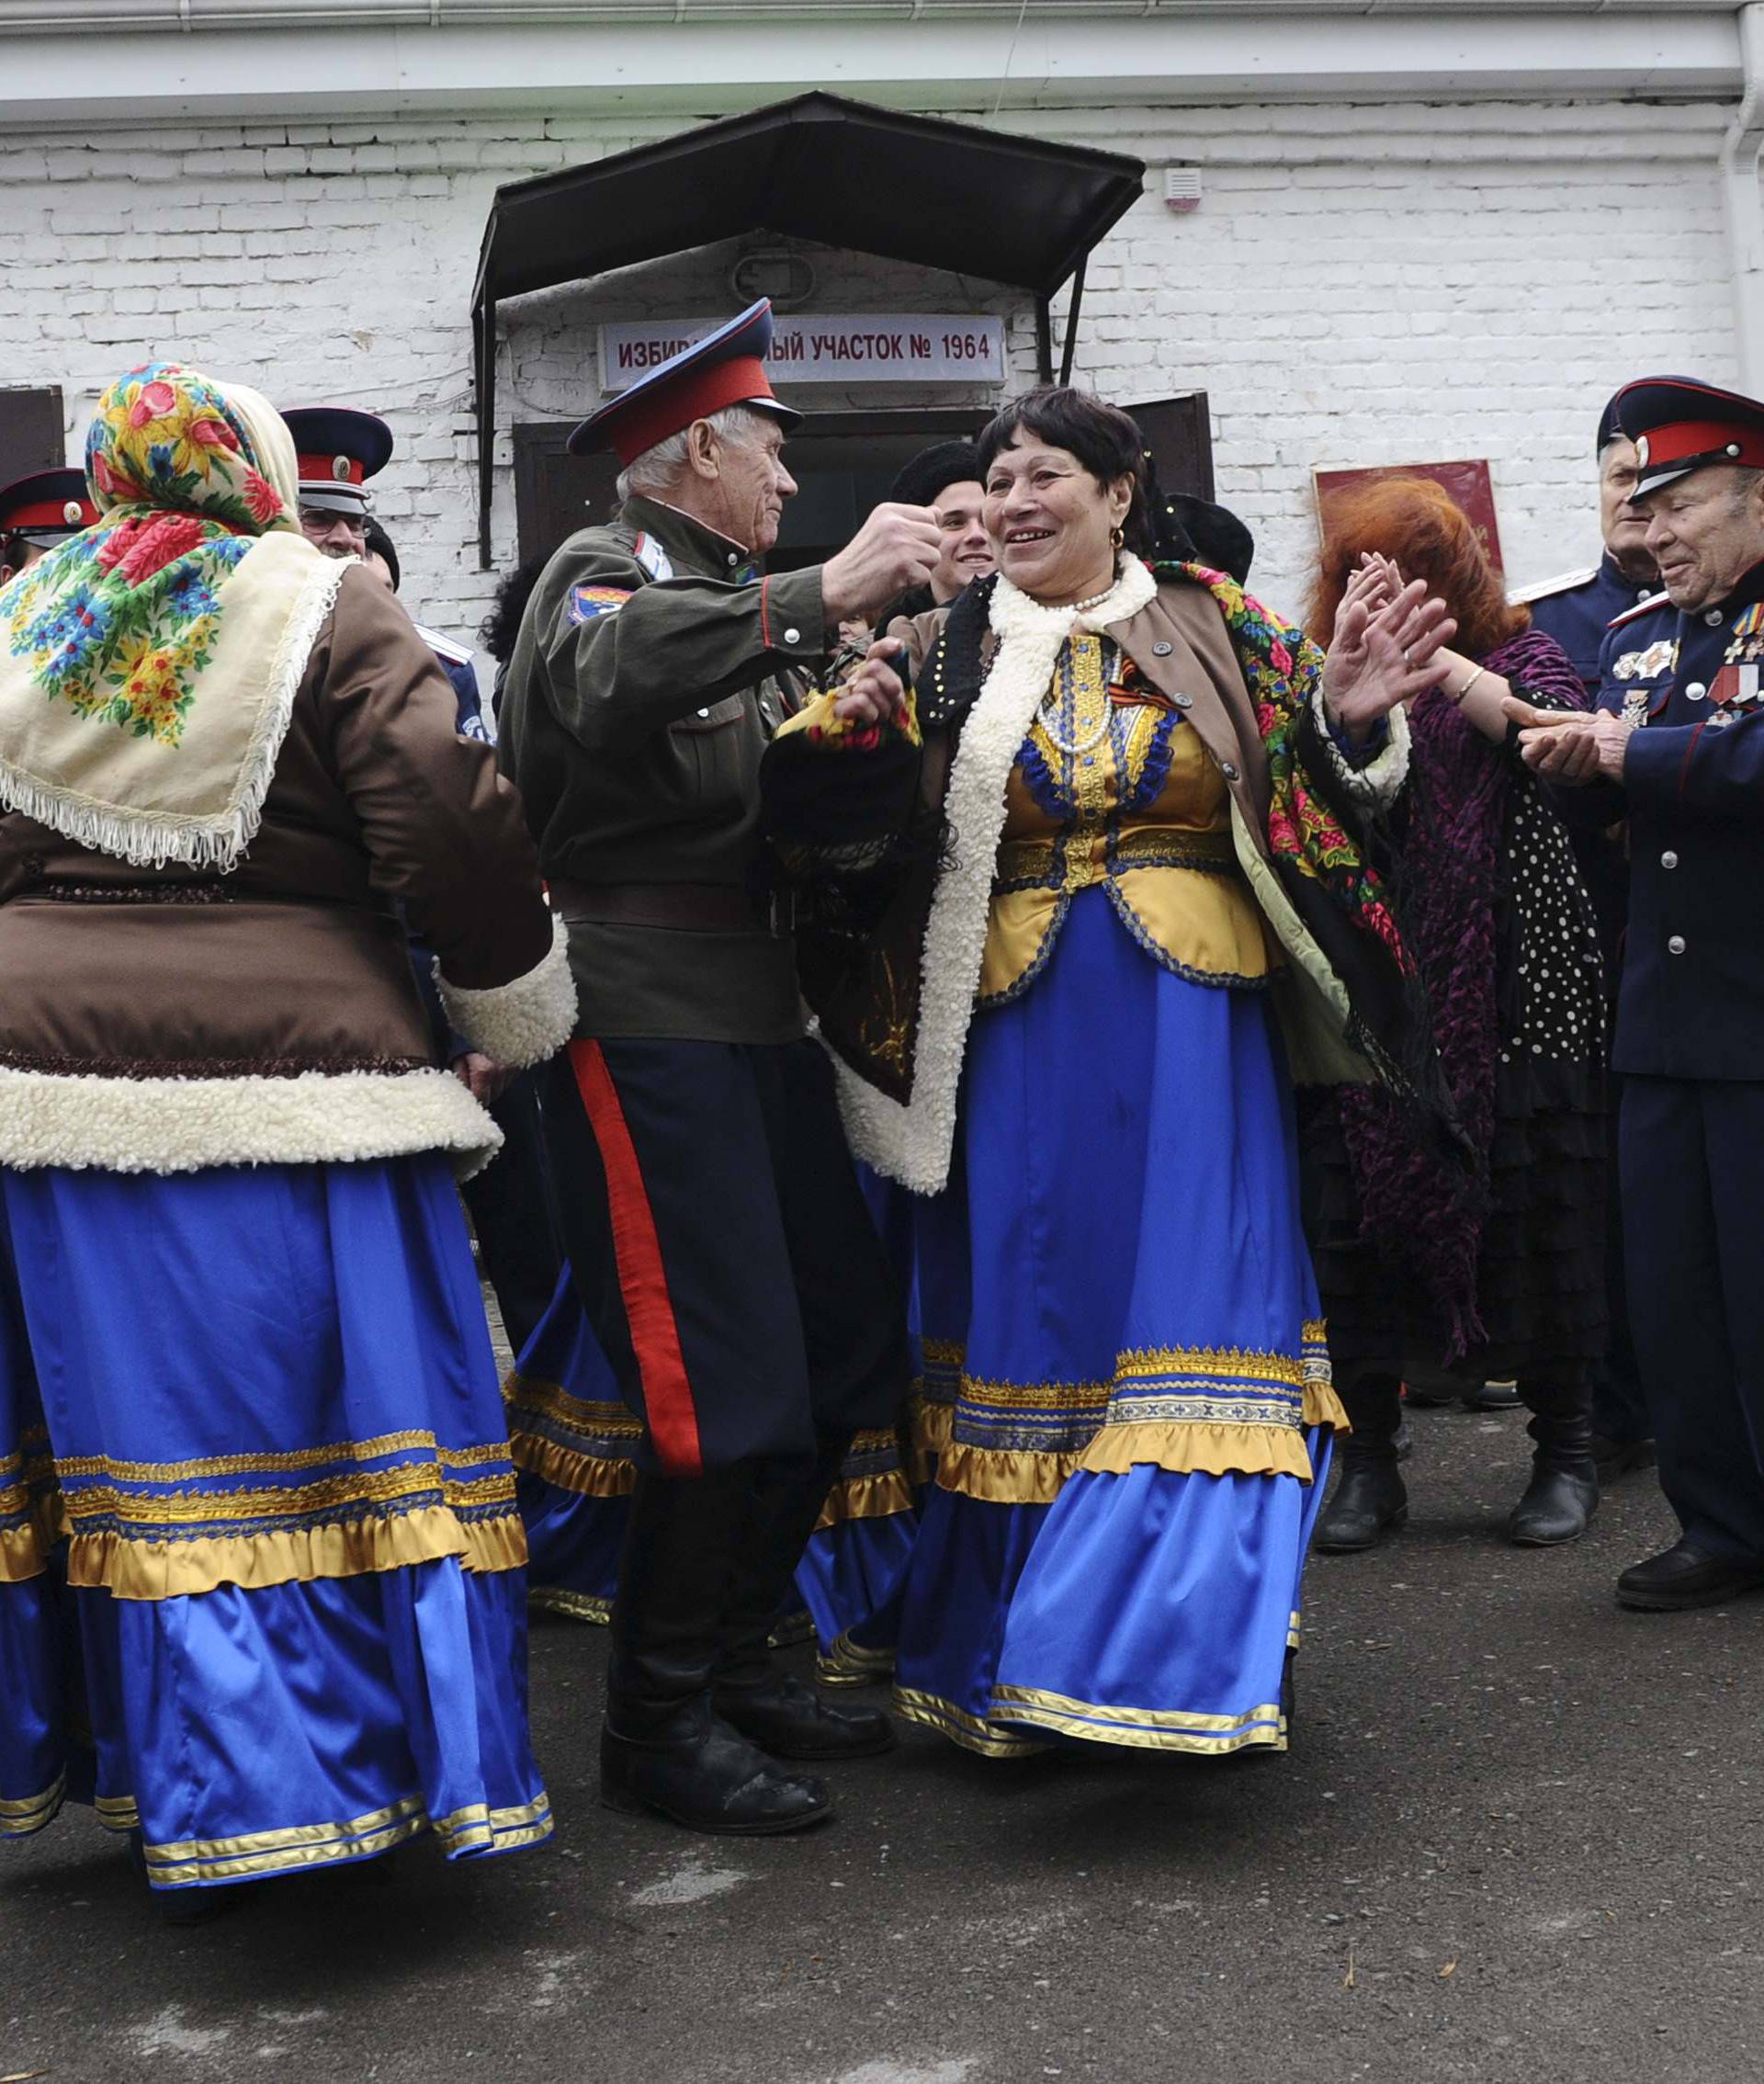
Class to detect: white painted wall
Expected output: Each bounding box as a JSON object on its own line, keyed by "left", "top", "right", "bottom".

{"left": 0, "top": 98, "right": 1739, "bottom": 634}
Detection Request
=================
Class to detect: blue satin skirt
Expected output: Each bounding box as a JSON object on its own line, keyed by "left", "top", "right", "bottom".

{"left": 508, "top": 1268, "right": 917, "bottom": 1661}
{"left": 0, "top": 1157, "right": 550, "bottom": 1888}
{"left": 892, "top": 889, "right": 1339, "bottom": 1757}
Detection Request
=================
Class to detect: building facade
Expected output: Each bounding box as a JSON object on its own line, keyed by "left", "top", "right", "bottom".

{"left": 0, "top": 3, "right": 1758, "bottom": 635}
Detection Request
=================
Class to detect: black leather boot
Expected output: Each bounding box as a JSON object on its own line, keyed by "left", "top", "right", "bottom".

{"left": 601, "top": 1467, "right": 833, "bottom": 1835}
{"left": 1315, "top": 1439, "right": 1408, "bottom": 1553}
{"left": 713, "top": 1440, "right": 895, "bottom": 1761}
{"left": 1508, "top": 1409, "right": 1600, "bottom": 1546}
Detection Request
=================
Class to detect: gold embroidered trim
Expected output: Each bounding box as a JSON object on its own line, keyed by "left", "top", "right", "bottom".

{"left": 95, "top": 1793, "right": 141, "bottom": 1832}
{"left": 891, "top": 1685, "right": 1048, "bottom": 1759}
{"left": 990, "top": 1683, "right": 1286, "bottom": 1755}
{"left": 0, "top": 1773, "right": 66, "bottom": 1836}
{"left": 527, "top": 1583, "right": 613, "bottom": 1625}
{"left": 138, "top": 1791, "right": 552, "bottom": 1886}
{"left": 50, "top": 1432, "right": 507, "bottom": 1484}
{"left": 59, "top": 1465, "right": 515, "bottom": 1532}
{"left": 502, "top": 1376, "right": 644, "bottom": 1447}
{"left": 817, "top": 1633, "right": 896, "bottom": 1687}
{"left": 1115, "top": 1342, "right": 1307, "bottom": 1388}
{"left": 65, "top": 1503, "right": 527, "bottom": 1602}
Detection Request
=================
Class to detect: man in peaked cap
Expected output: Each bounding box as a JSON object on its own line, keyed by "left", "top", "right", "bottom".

{"left": 499, "top": 300, "right": 943, "bottom": 1834}
{"left": 1511, "top": 373, "right": 1764, "bottom": 1612}
{"left": 1518, "top": 385, "right": 1668, "bottom": 695}
{"left": 0, "top": 468, "right": 97, "bottom": 585}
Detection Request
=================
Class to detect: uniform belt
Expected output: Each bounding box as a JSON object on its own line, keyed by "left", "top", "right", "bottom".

{"left": 550, "top": 878, "right": 792, "bottom": 935}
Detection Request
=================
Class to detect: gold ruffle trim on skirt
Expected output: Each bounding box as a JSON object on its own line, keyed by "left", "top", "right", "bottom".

{"left": 0, "top": 1511, "right": 56, "bottom": 1585}
{"left": 905, "top": 1394, "right": 955, "bottom": 1487}
{"left": 137, "top": 1791, "right": 553, "bottom": 1888}
{"left": 64, "top": 1505, "right": 528, "bottom": 1602}
{"left": 989, "top": 1682, "right": 1286, "bottom": 1755}
{"left": 508, "top": 1430, "right": 638, "bottom": 1501}
{"left": 891, "top": 1685, "right": 1048, "bottom": 1759}
{"left": 1303, "top": 1378, "right": 1351, "bottom": 1433}
{"left": 815, "top": 1467, "right": 915, "bottom": 1530}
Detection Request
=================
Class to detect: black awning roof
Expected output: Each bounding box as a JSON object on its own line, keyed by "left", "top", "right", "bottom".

{"left": 473, "top": 91, "right": 1145, "bottom": 311}
{"left": 470, "top": 93, "right": 1146, "bottom": 561}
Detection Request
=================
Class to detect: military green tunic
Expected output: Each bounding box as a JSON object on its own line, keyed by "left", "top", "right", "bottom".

{"left": 498, "top": 495, "right": 827, "bottom": 1042}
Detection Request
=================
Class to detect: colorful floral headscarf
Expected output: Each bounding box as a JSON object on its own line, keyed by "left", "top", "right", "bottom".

{"left": 0, "top": 363, "right": 345, "bottom": 869}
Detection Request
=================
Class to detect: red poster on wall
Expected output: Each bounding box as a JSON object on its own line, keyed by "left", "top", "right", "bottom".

{"left": 1313, "top": 459, "right": 1504, "bottom": 577}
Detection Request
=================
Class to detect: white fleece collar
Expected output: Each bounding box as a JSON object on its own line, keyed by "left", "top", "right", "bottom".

{"left": 835, "top": 555, "right": 1158, "bottom": 1194}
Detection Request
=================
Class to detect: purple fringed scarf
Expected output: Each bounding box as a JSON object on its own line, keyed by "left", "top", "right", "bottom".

{"left": 1337, "top": 626, "right": 1588, "bottom": 1353}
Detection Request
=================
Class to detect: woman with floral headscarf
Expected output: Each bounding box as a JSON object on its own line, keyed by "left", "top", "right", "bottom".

{"left": 0, "top": 365, "right": 575, "bottom": 1916}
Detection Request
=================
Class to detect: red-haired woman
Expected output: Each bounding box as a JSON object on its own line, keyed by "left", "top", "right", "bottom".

{"left": 1303, "top": 477, "right": 1608, "bottom": 1553}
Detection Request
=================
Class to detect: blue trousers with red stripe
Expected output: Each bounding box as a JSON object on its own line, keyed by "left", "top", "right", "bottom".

{"left": 538, "top": 1037, "right": 910, "bottom": 1476}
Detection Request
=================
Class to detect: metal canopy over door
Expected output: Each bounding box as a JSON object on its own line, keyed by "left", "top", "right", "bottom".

{"left": 471, "top": 92, "right": 1146, "bottom": 563}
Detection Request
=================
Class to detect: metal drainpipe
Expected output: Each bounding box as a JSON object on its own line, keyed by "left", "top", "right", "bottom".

{"left": 1723, "top": 3, "right": 1764, "bottom": 391}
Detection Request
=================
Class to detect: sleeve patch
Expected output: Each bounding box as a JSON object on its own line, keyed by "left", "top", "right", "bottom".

{"left": 569, "top": 585, "right": 633, "bottom": 624}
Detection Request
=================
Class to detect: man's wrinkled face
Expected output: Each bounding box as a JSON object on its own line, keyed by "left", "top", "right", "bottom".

{"left": 1637, "top": 466, "right": 1764, "bottom": 612}
{"left": 1598, "top": 438, "right": 1656, "bottom": 582}
{"left": 300, "top": 506, "right": 367, "bottom": 560}
{"left": 707, "top": 417, "right": 797, "bottom": 556}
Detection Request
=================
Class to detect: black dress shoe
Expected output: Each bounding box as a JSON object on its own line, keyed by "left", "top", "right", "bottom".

{"left": 1616, "top": 1541, "right": 1764, "bottom": 1613}
{"left": 1315, "top": 1457, "right": 1408, "bottom": 1553}
{"left": 1591, "top": 1433, "right": 1657, "bottom": 1482}
{"left": 600, "top": 1696, "right": 834, "bottom": 1834}
{"left": 716, "top": 1673, "right": 895, "bottom": 1760}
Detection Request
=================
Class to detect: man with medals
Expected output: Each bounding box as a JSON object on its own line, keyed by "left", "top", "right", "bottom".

{"left": 498, "top": 300, "right": 943, "bottom": 1832}
{"left": 1512, "top": 375, "right": 1764, "bottom": 1611}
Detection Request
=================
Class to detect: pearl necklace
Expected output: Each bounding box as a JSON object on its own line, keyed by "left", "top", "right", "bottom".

{"left": 1036, "top": 632, "right": 1114, "bottom": 757}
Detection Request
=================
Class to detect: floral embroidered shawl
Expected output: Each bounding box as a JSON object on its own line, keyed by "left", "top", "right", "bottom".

{"left": 0, "top": 362, "right": 345, "bottom": 869}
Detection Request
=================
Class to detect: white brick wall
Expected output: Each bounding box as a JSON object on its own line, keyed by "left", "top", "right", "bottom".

{"left": 0, "top": 99, "right": 1741, "bottom": 632}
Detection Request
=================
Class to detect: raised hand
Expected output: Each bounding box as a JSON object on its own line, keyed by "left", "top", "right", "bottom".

{"left": 820, "top": 504, "right": 944, "bottom": 622}
{"left": 1321, "top": 577, "right": 1456, "bottom": 742}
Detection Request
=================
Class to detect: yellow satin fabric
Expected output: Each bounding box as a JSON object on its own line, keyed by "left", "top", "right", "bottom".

{"left": 979, "top": 636, "right": 1277, "bottom": 1004}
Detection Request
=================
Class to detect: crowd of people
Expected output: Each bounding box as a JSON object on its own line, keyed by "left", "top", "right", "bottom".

{"left": 0, "top": 300, "right": 1758, "bottom": 1920}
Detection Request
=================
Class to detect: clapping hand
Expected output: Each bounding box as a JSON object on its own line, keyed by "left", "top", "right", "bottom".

{"left": 1321, "top": 573, "right": 1456, "bottom": 742}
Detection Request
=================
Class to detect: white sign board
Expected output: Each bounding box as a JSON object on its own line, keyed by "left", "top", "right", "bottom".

{"left": 599, "top": 314, "right": 1005, "bottom": 392}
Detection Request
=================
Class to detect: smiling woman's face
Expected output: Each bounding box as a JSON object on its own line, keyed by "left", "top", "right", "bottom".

{"left": 982, "top": 430, "right": 1130, "bottom": 606}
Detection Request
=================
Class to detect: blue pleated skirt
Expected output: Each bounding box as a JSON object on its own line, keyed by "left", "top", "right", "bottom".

{"left": 507, "top": 1268, "right": 917, "bottom": 1663}
{"left": 892, "top": 887, "right": 1340, "bottom": 1757}
{"left": 0, "top": 1156, "right": 551, "bottom": 1888}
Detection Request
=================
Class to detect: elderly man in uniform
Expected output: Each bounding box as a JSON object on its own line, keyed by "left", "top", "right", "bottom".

{"left": 1520, "top": 387, "right": 1666, "bottom": 693}
{"left": 1512, "top": 375, "right": 1764, "bottom": 1612}
{"left": 499, "top": 300, "right": 939, "bottom": 1834}
{"left": 0, "top": 468, "right": 96, "bottom": 585}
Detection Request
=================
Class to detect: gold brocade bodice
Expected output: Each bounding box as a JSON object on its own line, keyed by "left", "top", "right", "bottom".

{"left": 978, "top": 631, "right": 1278, "bottom": 1005}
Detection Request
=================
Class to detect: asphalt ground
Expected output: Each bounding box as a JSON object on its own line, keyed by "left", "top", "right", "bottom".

{"left": 5, "top": 1397, "right": 1761, "bottom": 2084}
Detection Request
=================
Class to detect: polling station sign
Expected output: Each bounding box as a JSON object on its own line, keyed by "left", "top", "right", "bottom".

{"left": 599, "top": 314, "right": 1006, "bottom": 391}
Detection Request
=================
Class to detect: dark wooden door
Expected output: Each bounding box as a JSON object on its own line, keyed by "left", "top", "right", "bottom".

{"left": 1125, "top": 391, "right": 1214, "bottom": 501}
{"left": 0, "top": 387, "right": 65, "bottom": 490}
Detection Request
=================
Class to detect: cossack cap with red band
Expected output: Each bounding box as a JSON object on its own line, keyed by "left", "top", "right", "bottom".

{"left": 1616, "top": 376, "right": 1764, "bottom": 499}
{"left": 280, "top": 405, "right": 394, "bottom": 516}
{"left": 0, "top": 467, "right": 97, "bottom": 545}
{"left": 567, "top": 298, "right": 801, "bottom": 467}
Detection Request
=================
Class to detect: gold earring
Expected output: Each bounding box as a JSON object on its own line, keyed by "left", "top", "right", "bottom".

{"left": 1111, "top": 525, "right": 1125, "bottom": 550}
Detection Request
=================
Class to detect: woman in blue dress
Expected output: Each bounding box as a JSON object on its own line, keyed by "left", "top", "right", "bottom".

{"left": 0, "top": 365, "right": 576, "bottom": 1909}
{"left": 761, "top": 386, "right": 1453, "bottom": 1758}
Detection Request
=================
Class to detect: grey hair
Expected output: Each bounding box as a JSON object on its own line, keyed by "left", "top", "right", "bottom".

{"left": 616, "top": 402, "right": 774, "bottom": 504}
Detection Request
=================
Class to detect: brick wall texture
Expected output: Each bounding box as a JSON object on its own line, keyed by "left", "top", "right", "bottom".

{"left": 0, "top": 99, "right": 1740, "bottom": 634}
